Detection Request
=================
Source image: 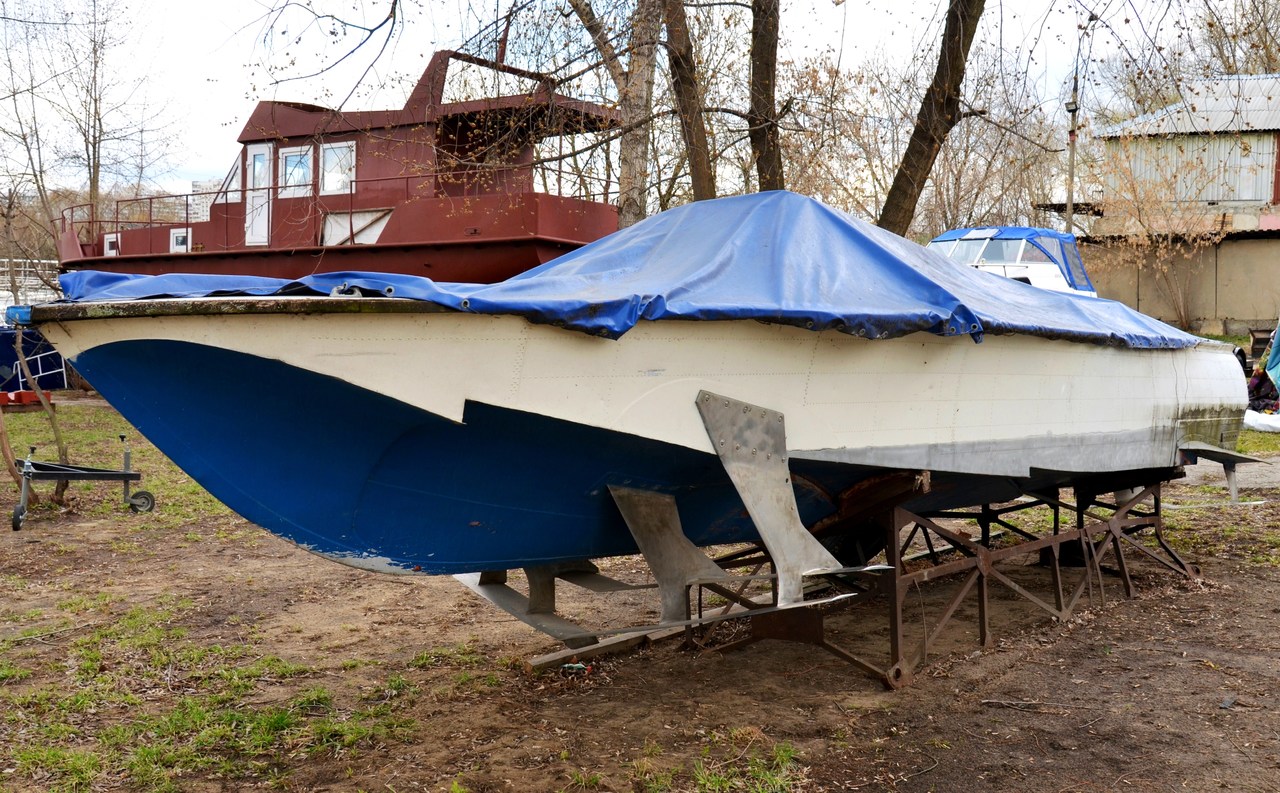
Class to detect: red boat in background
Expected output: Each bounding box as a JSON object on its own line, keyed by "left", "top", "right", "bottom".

{"left": 54, "top": 51, "right": 620, "bottom": 282}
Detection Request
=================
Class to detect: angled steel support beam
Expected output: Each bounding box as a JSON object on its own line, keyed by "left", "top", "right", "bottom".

{"left": 608, "top": 485, "right": 729, "bottom": 623}
{"left": 695, "top": 390, "right": 841, "bottom": 606}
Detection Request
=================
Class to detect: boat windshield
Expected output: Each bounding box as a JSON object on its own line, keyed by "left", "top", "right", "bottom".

{"left": 936, "top": 238, "right": 1024, "bottom": 264}
{"left": 1020, "top": 243, "right": 1054, "bottom": 264}
{"left": 948, "top": 239, "right": 987, "bottom": 263}
{"left": 977, "top": 239, "right": 1022, "bottom": 263}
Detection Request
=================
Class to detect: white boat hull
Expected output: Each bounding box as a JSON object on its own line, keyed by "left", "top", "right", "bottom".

{"left": 27, "top": 297, "right": 1246, "bottom": 573}
{"left": 40, "top": 299, "right": 1244, "bottom": 476}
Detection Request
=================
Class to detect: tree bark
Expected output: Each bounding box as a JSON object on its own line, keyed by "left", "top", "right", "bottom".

{"left": 568, "top": 0, "right": 662, "bottom": 228}
{"left": 664, "top": 0, "right": 715, "bottom": 200}
{"left": 748, "top": 0, "right": 784, "bottom": 191}
{"left": 0, "top": 385, "right": 21, "bottom": 497}
{"left": 878, "top": 0, "right": 985, "bottom": 236}
{"left": 13, "top": 333, "right": 69, "bottom": 503}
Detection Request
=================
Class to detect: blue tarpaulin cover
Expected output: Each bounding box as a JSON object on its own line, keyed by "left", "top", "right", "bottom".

{"left": 56, "top": 191, "right": 1199, "bottom": 349}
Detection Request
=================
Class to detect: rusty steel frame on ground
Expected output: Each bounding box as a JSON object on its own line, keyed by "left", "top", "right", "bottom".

{"left": 687, "top": 481, "right": 1196, "bottom": 689}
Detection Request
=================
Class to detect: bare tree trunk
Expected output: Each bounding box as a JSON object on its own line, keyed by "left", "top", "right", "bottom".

{"left": 878, "top": 0, "right": 985, "bottom": 235}
{"left": 749, "top": 0, "right": 784, "bottom": 191}
{"left": 617, "top": 0, "right": 661, "bottom": 226}
{"left": 568, "top": 0, "right": 662, "bottom": 228}
{"left": 664, "top": 0, "right": 715, "bottom": 200}
{"left": 0, "top": 401, "right": 22, "bottom": 497}
{"left": 13, "top": 332, "right": 69, "bottom": 503}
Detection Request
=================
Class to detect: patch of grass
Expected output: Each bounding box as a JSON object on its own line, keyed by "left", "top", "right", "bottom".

{"left": 426, "top": 667, "right": 506, "bottom": 702}
{"left": 678, "top": 732, "right": 807, "bottom": 793}
{"left": 381, "top": 674, "right": 417, "bottom": 699}
{"left": 14, "top": 745, "right": 103, "bottom": 791}
{"left": 629, "top": 758, "right": 676, "bottom": 792}
{"left": 1239, "top": 429, "right": 1280, "bottom": 456}
{"left": 306, "top": 704, "right": 416, "bottom": 753}
{"left": 0, "top": 659, "right": 31, "bottom": 684}
{"left": 2, "top": 607, "right": 45, "bottom": 623}
{"left": 126, "top": 742, "right": 206, "bottom": 792}
{"left": 0, "top": 402, "right": 429, "bottom": 791}
{"left": 1200, "top": 332, "right": 1248, "bottom": 348}
{"left": 408, "top": 641, "right": 484, "bottom": 669}
{"left": 565, "top": 768, "right": 605, "bottom": 789}
{"left": 174, "top": 642, "right": 253, "bottom": 667}
{"left": 68, "top": 601, "right": 192, "bottom": 673}
{"left": 1159, "top": 510, "right": 1280, "bottom": 568}
{"left": 109, "top": 538, "right": 147, "bottom": 554}
{"left": 7, "top": 681, "right": 419, "bottom": 791}
{"left": 292, "top": 687, "right": 335, "bottom": 715}
{"left": 57, "top": 592, "right": 117, "bottom": 614}
{"left": 340, "top": 658, "right": 376, "bottom": 670}
{"left": 691, "top": 760, "right": 733, "bottom": 792}
{"left": 213, "top": 655, "right": 314, "bottom": 694}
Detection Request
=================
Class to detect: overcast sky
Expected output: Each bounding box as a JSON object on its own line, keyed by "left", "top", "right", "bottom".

{"left": 133, "top": 0, "right": 1093, "bottom": 188}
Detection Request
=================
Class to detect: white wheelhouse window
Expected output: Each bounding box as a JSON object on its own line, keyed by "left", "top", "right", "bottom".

{"left": 278, "top": 146, "right": 313, "bottom": 198}
{"left": 321, "top": 141, "right": 356, "bottom": 195}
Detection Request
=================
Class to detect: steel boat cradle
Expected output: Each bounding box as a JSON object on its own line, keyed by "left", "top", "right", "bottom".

{"left": 12, "top": 192, "right": 1253, "bottom": 687}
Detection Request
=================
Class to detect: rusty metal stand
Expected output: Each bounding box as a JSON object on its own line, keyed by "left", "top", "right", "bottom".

{"left": 686, "top": 562, "right": 892, "bottom": 679}
{"left": 861, "top": 481, "right": 1192, "bottom": 688}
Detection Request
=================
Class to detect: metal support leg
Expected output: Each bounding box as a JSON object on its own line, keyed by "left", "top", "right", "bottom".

{"left": 524, "top": 561, "right": 599, "bottom": 614}
{"left": 525, "top": 567, "right": 557, "bottom": 614}
{"left": 885, "top": 509, "right": 911, "bottom": 687}
{"left": 13, "top": 470, "right": 31, "bottom": 531}
{"left": 1224, "top": 462, "right": 1239, "bottom": 503}
{"left": 695, "top": 391, "right": 840, "bottom": 606}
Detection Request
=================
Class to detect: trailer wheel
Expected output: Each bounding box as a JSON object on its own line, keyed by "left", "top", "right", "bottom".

{"left": 129, "top": 491, "right": 155, "bottom": 513}
{"left": 11, "top": 504, "right": 25, "bottom": 531}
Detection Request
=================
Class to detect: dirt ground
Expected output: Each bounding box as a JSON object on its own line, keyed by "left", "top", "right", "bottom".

{"left": 3, "top": 431, "right": 1280, "bottom": 791}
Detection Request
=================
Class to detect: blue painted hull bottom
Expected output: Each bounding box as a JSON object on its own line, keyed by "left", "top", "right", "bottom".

{"left": 74, "top": 339, "right": 869, "bottom": 573}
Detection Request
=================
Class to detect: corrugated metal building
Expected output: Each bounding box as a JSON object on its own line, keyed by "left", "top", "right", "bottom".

{"left": 1092, "top": 74, "right": 1280, "bottom": 330}
{"left": 1101, "top": 74, "right": 1280, "bottom": 220}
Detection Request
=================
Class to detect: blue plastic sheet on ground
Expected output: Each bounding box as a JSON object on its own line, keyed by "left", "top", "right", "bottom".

{"left": 56, "top": 191, "right": 1201, "bottom": 349}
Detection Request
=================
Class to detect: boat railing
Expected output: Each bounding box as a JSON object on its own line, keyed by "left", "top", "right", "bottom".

{"left": 58, "top": 186, "right": 239, "bottom": 254}
{"left": 337, "top": 165, "right": 614, "bottom": 205}
{"left": 57, "top": 161, "right": 616, "bottom": 258}
{"left": 533, "top": 160, "right": 615, "bottom": 205}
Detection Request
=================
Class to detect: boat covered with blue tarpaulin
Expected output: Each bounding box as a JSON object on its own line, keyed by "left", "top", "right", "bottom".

{"left": 8, "top": 192, "right": 1245, "bottom": 574}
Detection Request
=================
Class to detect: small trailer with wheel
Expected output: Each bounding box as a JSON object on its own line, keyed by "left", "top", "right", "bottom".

{"left": 12, "top": 435, "right": 155, "bottom": 530}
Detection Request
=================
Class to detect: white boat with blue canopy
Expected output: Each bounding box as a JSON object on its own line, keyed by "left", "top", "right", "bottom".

{"left": 10, "top": 193, "right": 1245, "bottom": 620}
{"left": 928, "top": 225, "right": 1097, "bottom": 296}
